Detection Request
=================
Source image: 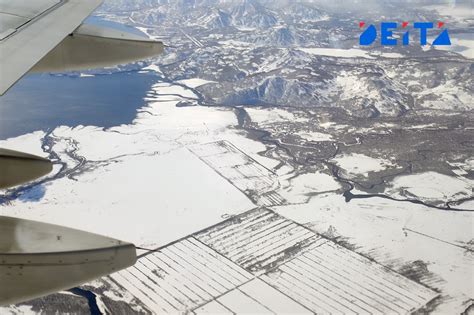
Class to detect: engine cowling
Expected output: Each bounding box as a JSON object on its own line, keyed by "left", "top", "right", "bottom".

{"left": 31, "top": 24, "right": 164, "bottom": 73}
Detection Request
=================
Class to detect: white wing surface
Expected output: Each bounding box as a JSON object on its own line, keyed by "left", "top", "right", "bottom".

{"left": 0, "top": 0, "right": 103, "bottom": 95}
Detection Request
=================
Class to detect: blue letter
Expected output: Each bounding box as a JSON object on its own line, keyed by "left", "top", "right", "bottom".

{"left": 381, "top": 22, "right": 397, "bottom": 45}
{"left": 360, "top": 24, "right": 377, "bottom": 46}
{"left": 414, "top": 22, "right": 433, "bottom": 45}
{"left": 433, "top": 29, "right": 451, "bottom": 45}
{"left": 403, "top": 32, "right": 409, "bottom": 45}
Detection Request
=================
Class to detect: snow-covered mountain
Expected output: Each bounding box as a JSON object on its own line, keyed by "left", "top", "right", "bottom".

{"left": 200, "top": 9, "right": 232, "bottom": 29}
{"left": 96, "top": 0, "right": 473, "bottom": 117}
{"left": 229, "top": 0, "right": 278, "bottom": 28}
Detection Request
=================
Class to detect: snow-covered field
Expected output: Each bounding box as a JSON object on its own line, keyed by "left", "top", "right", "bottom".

{"left": 278, "top": 172, "right": 341, "bottom": 204}
{"left": 299, "top": 48, "right": 404, "bottom": 59}
{"left": 386, "top": 171, "right": 474, "bottom": 204}
{"left": 331, "top": 153, "right": 396, "bottom": 177}
{"left": 435, "top": 34, "right": 474, "bottom": 59}
{"left": 300, "top": 48, "right": 375, "bottom": 59}
{"left": 0, "top": 80, "right": 266, "bottom": 248}
{"left": 246, "top": 107, "right": 308, "bottom": 125}
{"left": 295, "top": 130, "right": 333, "bottom": 142}
{"left": 274, "top": 193, "right": 474, "bottom": 314}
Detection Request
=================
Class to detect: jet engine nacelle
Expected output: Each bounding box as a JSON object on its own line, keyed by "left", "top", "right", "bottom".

{"left": 31, "top": 23, "right": 164, "bottom": 73}
{"left": 0, "top": 149, "right": 52, "bottom": 190}
{"left": 0, "top": 216, "right": 136, "bottom": 305}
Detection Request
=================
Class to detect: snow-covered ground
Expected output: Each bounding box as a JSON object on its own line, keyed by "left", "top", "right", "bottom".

{"left": 299, "top": 48, "right": 404, "bottom": 60}
{"left": 0, "top": 131, "right": 48, "bottom": 158}
{"left": 435, "top": 34, "right": 474, "bottom": 59}
{"left": 1, "top": 71, "right": 472, "bottom": 313}
{"left": 425, "top": 4, "right": 473, "bottom": 26}
{"left": 246, "top": 107, "right": 308, "bottom": 125}
{"left": 295, "top": 130, "right": 333, "bottom": 142}
{"left": 177, "top": 78, "right": 216, "bottom": 88}
{"left": 331, "top": 153, "right": 396, "bottom": 177}
{"left": 300, "top": 48, "right": 375, "bottom": 59}
{"left": 385, "top": 171, "right": 474, "bottom": 204}
{"left": 278, "top": 172, "right": 341, "bottom": 204}
{"left": 274, "top": 193, "right": 474, "bottom": 314}
{"left": 0, "top": 80, "right": 267, "bottom": 248}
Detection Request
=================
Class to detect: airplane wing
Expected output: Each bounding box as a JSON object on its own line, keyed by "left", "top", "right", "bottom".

{"left": 0, "top": 0, "right": 103, "bottom": 95}
{"left": 0, "top": 0, "right": 164, "bottom": 306}
{"left": 0, "top": 0, "right": 164, "bottom": 96}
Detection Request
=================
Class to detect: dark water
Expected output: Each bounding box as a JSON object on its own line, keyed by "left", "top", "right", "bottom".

{"left": 68, "top": 288, "right": 102, "bottom": 315}
{"left": 0, "top": 72, "right": 157, "bottom": 140}
{"left": 0, "top": 16, "right": 155, "bottom": 140}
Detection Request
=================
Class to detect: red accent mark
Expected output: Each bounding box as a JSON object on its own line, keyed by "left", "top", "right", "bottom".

{"left": 402, "top": 21, "right": 409, "bottom": 28}
{"left": 438, "top": 21, "right": 444, "bottom": 28}
{"left": 359, "top": 21, "right": 365, "bottom": 28}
